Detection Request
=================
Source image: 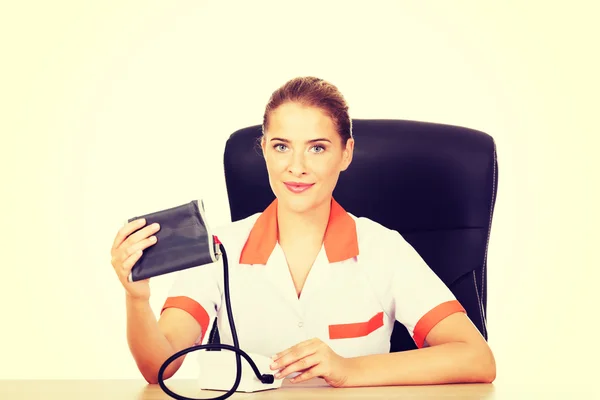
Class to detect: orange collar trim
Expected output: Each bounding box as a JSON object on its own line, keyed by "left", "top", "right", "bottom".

{"left": 239, "top": 197, "right": 359, "bottom": 265}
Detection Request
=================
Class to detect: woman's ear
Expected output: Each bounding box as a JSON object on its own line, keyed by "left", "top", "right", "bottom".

{"left": 260, "top": 135, "right": 266, "bottom": 155}
{"left": 340, "top": 138, "right": 354, "bottom": 171}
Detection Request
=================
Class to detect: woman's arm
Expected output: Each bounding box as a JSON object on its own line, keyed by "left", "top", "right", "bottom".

{"left": 342, "top": 312, "right": 496, "bottom": 387}
{"left": 126, "top": 295, "right": 201, "bottom": 384}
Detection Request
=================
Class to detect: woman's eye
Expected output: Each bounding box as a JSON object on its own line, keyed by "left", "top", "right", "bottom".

{"left": 273, "top": 144, "right": 324, "bottom": 153}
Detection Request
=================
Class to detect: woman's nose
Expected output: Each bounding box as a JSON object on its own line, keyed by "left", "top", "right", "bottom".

{"left": 287, "top": 152, "right": 307, "bottom": 175}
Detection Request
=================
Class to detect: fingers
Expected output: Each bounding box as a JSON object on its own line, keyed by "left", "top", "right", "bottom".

{"left": 288, "top": 364, "right": 324, "bottom": 383}
{"left": 113, "top": 234, "right": 157, "bottom": 282}
{"left": 118, "top": 234, "right": 157, "bottom": 264}
{"left": 271, "top": 339, "right": 319, "bottom": 373}
{"left": 120, "top": 222, "right": 161, "bottom": 253}
{"left": 112, "top": 218, "right": 146, "bottom": 250}
{"left": 110, "top": 219, "right": 160, "bottom": 276}
{"left": 274, "top": 354, "right": 320, "bottom": 380}
{"left": 111, "top": 221, "right": 160, "bottom": 260}
{"left": 271, "top": 339, "right": 347, "bottom": 386}
{"left": 120, "top": 249, "right": 144, "bottom": 277}
{"left": 272, "top": 338, "right": 315, "bottom": 362}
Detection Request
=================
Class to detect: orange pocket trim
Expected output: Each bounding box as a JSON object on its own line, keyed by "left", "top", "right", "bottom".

{"left": 329, "top": 312, "right": 384, "bottom": 340}
{"left": 161, "top": 296, "right": 210, "bottom": 344}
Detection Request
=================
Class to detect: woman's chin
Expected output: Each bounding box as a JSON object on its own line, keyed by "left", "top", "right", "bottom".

{"left": 278, "top": 195, "right": 316, "bottom": 214}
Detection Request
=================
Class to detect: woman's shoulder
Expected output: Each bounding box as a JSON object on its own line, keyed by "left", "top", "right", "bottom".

{"left": 350, "top": 214, "right": 416, "bottom": 260}
{"left": 211, "top": 212, "right": 261, "bottom": 243}
{"left": 351, "top": 214, "right": 403, "bottom": 244}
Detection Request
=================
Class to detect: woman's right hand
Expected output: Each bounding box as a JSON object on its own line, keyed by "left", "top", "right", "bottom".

{"left": 111, "top": 218, "right": 161, "bottom": 301}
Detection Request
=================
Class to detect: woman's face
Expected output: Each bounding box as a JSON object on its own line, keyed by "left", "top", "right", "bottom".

{"left": 261, "top": 102, "right": 354, "bottom": 214}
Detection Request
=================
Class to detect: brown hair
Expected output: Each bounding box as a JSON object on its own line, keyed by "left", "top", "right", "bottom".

{"left": 261, "top": 76, "right": 352, "bottom": 146}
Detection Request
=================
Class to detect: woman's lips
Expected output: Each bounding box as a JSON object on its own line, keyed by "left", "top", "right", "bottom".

{"left": 284, "top": 182, "right": 314, "bottom": 193}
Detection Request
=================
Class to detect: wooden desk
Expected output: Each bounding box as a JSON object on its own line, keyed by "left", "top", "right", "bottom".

{"left": 0, "top": 378, "right": 595, "bottom": 399}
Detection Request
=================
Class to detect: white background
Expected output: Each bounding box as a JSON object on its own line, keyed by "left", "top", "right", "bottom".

{"left": 1, "top": 0, "right": 598, "bottom": 388}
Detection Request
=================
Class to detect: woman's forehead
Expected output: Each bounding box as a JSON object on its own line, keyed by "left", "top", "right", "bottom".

{"left": 266, "top": 103, "right": 338, "bottom": 141}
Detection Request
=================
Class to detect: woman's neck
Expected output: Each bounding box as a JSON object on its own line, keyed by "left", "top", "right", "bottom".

{"left": 276, "top": 198, "right": 331, "bottom": 247}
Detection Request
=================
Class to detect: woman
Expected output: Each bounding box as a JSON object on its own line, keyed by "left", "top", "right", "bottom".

{"left": 110, "top": 77, "right": 496, "bottom": 387}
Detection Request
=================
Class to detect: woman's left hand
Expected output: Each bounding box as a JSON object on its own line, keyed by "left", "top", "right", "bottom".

{"left": 270, "top": 338, "right": 351, "bottom": 387}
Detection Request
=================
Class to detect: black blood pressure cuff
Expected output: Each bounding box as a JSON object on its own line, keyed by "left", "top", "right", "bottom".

{"left": 127, "top": 199, "right": 220, "bottom": 282}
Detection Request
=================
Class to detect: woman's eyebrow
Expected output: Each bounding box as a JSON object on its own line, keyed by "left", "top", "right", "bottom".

{"left": 270, "top": 137, "right": 332, "bottom": 143}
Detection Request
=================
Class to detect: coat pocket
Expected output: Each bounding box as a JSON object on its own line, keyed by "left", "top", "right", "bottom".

{"left": 328, "top": 312, "right": 384, "bottom": 339}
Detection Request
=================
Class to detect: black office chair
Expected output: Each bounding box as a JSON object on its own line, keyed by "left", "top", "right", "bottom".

{"left": 209, "top": 119, "right": 498, "bottom": 352}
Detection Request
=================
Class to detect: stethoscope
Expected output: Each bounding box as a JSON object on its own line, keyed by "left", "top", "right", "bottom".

{"left": 157, "top": 241, "right": 275, "bottom": 400}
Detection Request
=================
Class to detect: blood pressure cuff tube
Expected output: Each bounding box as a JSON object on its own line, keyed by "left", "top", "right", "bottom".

{"left": 127, "top": 199, "right": 219, "bottom": 282}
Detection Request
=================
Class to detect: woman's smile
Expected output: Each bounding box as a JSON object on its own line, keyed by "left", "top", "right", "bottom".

{"left": 283, "top": 182, "right": 315, "bottom": 193}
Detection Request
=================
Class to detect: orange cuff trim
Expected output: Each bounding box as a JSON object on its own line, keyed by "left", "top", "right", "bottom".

{"left": 413, "top": 300, "right": 466, "bottom": 348}
{"left": 161, "top": 296, "right": 210, "bottom": 344}
{"left": 329, "top": 312, "right": 384, "bottom": 339}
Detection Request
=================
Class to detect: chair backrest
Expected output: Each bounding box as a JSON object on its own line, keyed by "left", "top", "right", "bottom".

{"left": 219, "top": 119, "right": 498, "bottom": 352}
